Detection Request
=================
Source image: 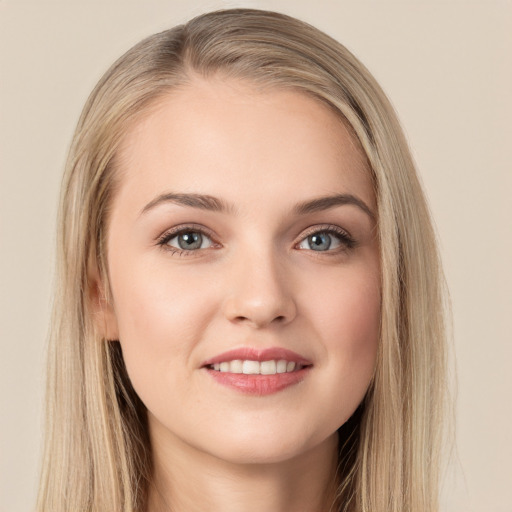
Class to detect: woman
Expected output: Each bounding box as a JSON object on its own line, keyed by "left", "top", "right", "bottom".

{"left": 37, "top": 8, "right": 448, "bottom": 512}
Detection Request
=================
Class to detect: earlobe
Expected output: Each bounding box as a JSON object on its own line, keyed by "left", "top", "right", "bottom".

{"left": 88, "top": 265, "right": 119, "bottom": 341}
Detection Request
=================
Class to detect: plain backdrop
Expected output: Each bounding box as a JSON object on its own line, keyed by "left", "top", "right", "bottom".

{"left": 1, "top": 1, "right": 511, "bottom": 511}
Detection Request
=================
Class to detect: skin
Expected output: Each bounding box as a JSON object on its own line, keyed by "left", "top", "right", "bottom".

{"left": 96, "top": 77, "right": 381, "bottom": 512}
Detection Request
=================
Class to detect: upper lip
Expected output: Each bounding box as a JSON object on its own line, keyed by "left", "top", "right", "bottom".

{"left": 201, "top": 347, "right": 313, "bottom": 367}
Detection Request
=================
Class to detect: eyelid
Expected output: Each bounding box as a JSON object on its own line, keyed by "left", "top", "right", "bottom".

{"left": 155, "top": 222, "right": 356, "bottom": 256}
{"left": 295, "top": 224, "right": 356, "bottom": 252}
{"left": 298, "top": 223, "right": 353, "bottom": 240}
{"left": 156, "top": 224, "right": 220, "bottom": 254}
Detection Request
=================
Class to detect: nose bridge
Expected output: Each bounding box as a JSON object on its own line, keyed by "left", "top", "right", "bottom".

{"left": 222, "top": 239, "right": 296, "bottom": 328}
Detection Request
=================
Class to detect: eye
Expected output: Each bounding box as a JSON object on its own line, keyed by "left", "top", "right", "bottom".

{"left": 157, "top": 226, "right": 216, "bottom": 255}
{"left": 297, "top": 226, "right": 355, "bottom": 252}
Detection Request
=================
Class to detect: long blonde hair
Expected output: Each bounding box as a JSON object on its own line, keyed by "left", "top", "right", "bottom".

{"left": 38, "top": 9, "right": 449, "bottom": 512}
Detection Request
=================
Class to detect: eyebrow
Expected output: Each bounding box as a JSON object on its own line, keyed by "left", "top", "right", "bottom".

{"left": 293, "top": 194, "right": 375, "bottom": 220}
{"left": 140, "top": 192, "right": 375, "bottom": 220}
{"left": 140, "top": 193, "right": 236, "bottom": 216}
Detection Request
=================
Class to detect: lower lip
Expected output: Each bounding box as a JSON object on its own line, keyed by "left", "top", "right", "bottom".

{"left": 204, "top": 367, "right": 311, "bottom": 395}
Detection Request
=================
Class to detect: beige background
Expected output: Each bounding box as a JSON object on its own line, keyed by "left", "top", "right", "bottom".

{"left": 1, "top": 1, "right": 511, "bottom": 511}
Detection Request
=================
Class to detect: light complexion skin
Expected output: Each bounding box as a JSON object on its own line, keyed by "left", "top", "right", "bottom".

{"left": 97, "top": 77, "right": 381, "bottom": 512}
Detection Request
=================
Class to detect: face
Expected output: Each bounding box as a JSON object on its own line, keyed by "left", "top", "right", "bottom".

{"left": 99, "top": 78, "right": 381, "bottom": 466}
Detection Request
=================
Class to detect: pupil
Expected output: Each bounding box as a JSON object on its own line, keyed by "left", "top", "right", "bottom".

{"left": 179, "top": 232, "right": 202, "bottom": 250}
{"left": 309, "top": 233, "right": 331, "bottom": 251}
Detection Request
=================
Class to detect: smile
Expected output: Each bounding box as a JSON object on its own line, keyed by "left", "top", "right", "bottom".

{"left": 202, "top": 347, "right": 313, "bottom": 395}
{"left": 209, "top": 360, "right": 304, "bottom": 375}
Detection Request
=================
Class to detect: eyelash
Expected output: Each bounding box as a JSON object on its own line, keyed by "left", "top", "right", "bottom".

{"left": 156, "top": 224, "right": 356, "bottom": 257}
{"left": 299, "top": 225, "right": 356, "bottom": 254}
{"left": 156, "top": 224, "right": 219, "bottom": 257}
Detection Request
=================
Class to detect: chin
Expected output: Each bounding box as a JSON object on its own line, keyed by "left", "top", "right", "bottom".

{"left": 203, "top": 427, "right": 327, "bottom": 466}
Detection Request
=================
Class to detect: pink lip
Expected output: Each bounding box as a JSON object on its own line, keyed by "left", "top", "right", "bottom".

{"left": 201, "top": 347, "right": 313, "bottom": 396}
{"left": 201, "top": 347, "right": 312, "bottom": 367}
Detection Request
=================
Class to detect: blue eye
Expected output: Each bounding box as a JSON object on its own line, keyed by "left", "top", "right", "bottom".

{"left": 157, "top": 224, "right": 355, "bottom": 256}
{"left": 158, "top": 228, "right": 214, "bottom": 254}
{"left": 297, "top": 227, "right": 355, "bottom": 252}
{"left": 305, "top": 232, "right": 334, "bottom": 251}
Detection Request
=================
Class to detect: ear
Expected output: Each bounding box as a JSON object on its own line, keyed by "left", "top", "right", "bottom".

{"left": 88, "top": 264, "right": 119, "bottom": 341}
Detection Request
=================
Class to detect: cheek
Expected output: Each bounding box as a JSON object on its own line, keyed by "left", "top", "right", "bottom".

{"left": 108, "top": 262, "right": 219, "bottom": 385}
{"left": 308, "top": 258, "right": 380, "bottom": 344}
{"left": 305, "top": 263, "right": 380, "bottom": 411}
{"left": 114, "top": 258, "right": 204, "bottom": 333}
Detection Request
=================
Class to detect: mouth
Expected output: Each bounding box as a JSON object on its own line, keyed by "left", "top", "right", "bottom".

{"left": 201, "top": 347, "right": 313, "bottom": 395}
{"left": 207, "top": 359, "right": 307, "bottom": 375}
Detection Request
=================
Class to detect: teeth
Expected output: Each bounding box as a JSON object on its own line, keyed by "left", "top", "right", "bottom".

{"left": 260, "top": 360, "right": 276, "bottom": 375}
{"left": 242, "top": 360, "right": 260, "bottom": 374}
{"left": 230, "top": 359, "right": 243, "bottom": 373}
{"left": 276, "top": 360, "right": 287, "bottom": 373}
{"left": 210, "top": 359, "right": 303, "bottom": 375}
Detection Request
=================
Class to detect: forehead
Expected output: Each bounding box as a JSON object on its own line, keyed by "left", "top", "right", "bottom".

{"left": 113, "top": 78, "right": 375, "bottom": 215}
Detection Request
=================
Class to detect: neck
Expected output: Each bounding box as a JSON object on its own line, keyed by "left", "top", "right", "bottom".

{"left": 147, "top": 431, "right": 340, "bottom": 512}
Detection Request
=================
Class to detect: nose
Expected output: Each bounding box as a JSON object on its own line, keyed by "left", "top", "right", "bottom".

{"left": 221, "top": 248, "right": 297, "bottom": 329}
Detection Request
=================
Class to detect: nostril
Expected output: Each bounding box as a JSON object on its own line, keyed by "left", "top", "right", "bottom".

{"left": 232, "top": 314, "right": 287, "bottom": 327}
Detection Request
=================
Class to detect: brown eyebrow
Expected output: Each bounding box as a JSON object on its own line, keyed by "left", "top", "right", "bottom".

{"left": 140, "top": 192, "right": 375, "bottom": 220}
{"left": 293, "top": 193, "right": 375, "bottom": 220}
{"left": 140, "top": 193, "right": 236, "bottom": 216}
